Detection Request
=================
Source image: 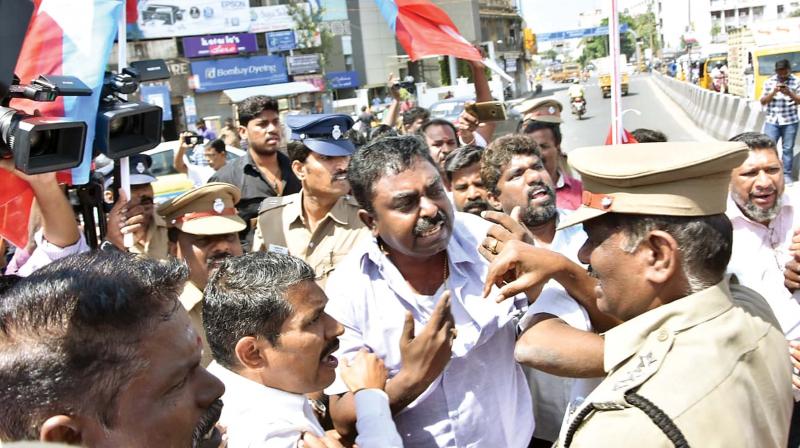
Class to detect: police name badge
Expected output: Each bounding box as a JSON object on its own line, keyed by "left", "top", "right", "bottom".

{"left": 212, "top": 198, "right": 225, "bottom": 214}
{"left": 268, "top": 244, "right": 289, "bottom": 255}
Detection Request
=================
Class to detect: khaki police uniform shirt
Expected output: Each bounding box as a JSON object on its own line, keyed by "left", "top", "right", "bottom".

{"left": 179, "top": 281, "right": 212, "bottom": 367}
{"left": 556, "top": 281, "right": 793, "bottom": 447}
{"left": 253, "top": 192, "right": 370, "bottom": 287}
{"left": 128, "top": 213, "right": 169, "bottom": 260}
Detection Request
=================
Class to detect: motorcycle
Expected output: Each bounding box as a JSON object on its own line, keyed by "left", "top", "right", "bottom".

{"left": 571, "top": 97, "right": 586, "bottom": 120}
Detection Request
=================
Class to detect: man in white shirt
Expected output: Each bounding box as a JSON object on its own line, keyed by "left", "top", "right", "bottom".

{"left": 325, "top": 135, "right": 533, "bottom": 447}
{"left": 202, "top": 251, "right": 402, "bottom": 448}
{"left": 175, "top": 133, "right": 227, "bottom": 187}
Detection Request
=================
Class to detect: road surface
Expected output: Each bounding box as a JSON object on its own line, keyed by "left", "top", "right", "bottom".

{"left": 528, "top": 73, "right": 715, "bottom": 153}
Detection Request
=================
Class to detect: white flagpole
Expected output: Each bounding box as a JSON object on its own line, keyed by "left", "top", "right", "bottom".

{"left": 117, "top": 4, "right": 133, "bottom": 248}
{"left": 609, "top": 0, "right": 623, "bottom": 144}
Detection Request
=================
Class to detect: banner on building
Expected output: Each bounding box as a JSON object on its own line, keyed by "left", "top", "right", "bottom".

{"left": 266, "top": 30, "right": 297, "bottom": 52}
{"left": 126, "top": 0, "right": 249, "bottom": 40}
{"left": 286, "top": 54, "right": 321, "bottom": 75}
{"left": 294, "top": 74, "right": 326, "bottom": 92}
{"left": 183, "top": 33, "right": 258, "bottom": 58}
{"left": 326, "top": 71, "right": 360, "bottom": 89}
{"left": 249, "top": 3, "right": 311, "bottom": 33}
{"left": 191, "top": 55, "right": 288, "bottom": 92}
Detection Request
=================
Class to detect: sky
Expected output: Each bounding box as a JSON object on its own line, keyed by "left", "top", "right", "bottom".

{"left": 520, "top": 0, "right": 650, "bottom": 33}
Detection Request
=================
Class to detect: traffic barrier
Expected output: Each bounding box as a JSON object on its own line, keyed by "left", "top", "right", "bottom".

{"left": 652, "top": 73, "right": 766, "bottom": 141}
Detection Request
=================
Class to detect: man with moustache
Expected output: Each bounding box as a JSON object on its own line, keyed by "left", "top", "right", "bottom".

{"left": 253, "top": 114, "right": 369, "bottom": 287}
{"left": 487, "top": 141, "right": 792, "bottom": 447}
{"left": 203, "top": 252, "right": 402, "bottom": 447}
{"left": 420, "top": 118, "right": 459, "bottom": 179}
{"left": 158, "top": 182, "right": 245, "bottom": 366}
{"left": 324, "top": 135, "right": 533, "bottom": 447}
{"left": 210, "top": 95, "right": 301, "bottom": 248}
{"left": 0, "top": 250, "right": 225, "bottom": 447}
{"left": 443, "top": 145, "right": 495, "bottom": 216}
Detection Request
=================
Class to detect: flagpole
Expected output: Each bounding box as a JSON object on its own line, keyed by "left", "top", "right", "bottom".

{"left": 609, "top": 0, "right": 622, "bottom": 144}
{"left": 118, "top": 3, "right": 133, "bottom": 248}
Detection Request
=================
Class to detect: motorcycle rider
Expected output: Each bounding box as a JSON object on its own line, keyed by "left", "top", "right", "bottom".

{"left": 568, "top": 79, "right": 586, "bottom": 115}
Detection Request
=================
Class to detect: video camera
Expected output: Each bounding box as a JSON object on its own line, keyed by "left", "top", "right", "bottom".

{"left": 94, "top": 65, "right": 164, "bottom": 159}
{"left": 0, "top": 0, "right": 91, "bottom": 174}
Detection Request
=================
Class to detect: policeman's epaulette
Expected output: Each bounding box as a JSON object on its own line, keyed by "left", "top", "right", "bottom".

{"left": 258, "top": 195, "right": 294, "bottom": 214}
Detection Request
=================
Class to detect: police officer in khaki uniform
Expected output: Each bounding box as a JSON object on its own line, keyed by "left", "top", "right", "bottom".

{"left": 104, "top": 154, "right": 169, "bottom": 260}
{"left": 486, "top": 142, "right": 794, "bottom": 446}
{"left": 157, "top": 182, "right": 245, "bottom": 366}
{"left": 253, "top": 114, "right": 369, "bottom": 287}
{"left": 515, "top": 98, "right": 563, "bottom": 123}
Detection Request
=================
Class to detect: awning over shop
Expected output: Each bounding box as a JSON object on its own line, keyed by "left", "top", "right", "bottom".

{"left": 223, "top": 82, "right": 319, "bottom": 102}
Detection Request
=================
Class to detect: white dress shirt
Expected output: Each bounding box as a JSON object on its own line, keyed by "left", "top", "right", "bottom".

{"left": 325, "top": 212, "right": 533, "bottom": 448}
{"left": 726, "top": 187, "right": 800, "bottom": 340}
{"left": 208, "top": 362, "right": 403, "bottom": 448}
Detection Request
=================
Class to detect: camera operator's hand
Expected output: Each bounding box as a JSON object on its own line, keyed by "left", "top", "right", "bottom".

{"left": 341, "top": 348, "right": 388, "bottom": 393}
{"left": 106, "top": 188, "right": 153, "bottom": 250}
{"left": 388, "top": 72, "right": 401, "bottom": 101}
{"left": 0, "top": 158, "right": 78, "bottom": 249}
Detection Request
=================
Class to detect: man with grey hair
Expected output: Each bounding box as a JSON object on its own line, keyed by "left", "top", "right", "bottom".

{"left": 726, "top": 132, "right": 800, "bottom": 341}
{"left": 203, "top": 252, "right": 402, "bottom": 448}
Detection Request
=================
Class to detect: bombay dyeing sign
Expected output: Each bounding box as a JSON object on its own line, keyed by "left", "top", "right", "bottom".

{"left": 191, "top": 55, "right": 288, "bottom": 92}
{"left": 183, "top": 33, "right": 258, "bottom": 58}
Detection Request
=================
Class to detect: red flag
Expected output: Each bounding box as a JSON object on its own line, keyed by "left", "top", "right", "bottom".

{"left": 126, "top": 0, "right": 138, "bottom": 23}
{"left": 604, "top": 127, "right": 638, "bottom": 145}
{"left": 389, "top": 0, "right": 482, "bottom": 61}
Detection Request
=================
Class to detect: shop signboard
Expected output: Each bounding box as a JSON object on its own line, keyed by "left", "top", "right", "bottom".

{"left": 266, "top": 30, "right": 297, "bottom": 52}
{"left": 183, "top": 33, "right": 258, "bottom": 58}
{"left": 286, "top": 54, "right": 321, "bottom": 75}
{"left": 191, "top": 55, "right": 288, "bottom": 92}
{"left": 249, "top": 3, "right": 311, "bottom": 33}
{"left": 127, "top": 0, "right": 249, "bottom": 39}
{"left": 326, "top": 71, "right": 359, "bottom": 89}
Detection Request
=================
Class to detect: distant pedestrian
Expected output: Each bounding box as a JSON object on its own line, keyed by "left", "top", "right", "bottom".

{"left": 196, "top": 119, "right": 217, "bottom": 141}
{"left": 761, "top": 59, "right": 799, "bottom": 182}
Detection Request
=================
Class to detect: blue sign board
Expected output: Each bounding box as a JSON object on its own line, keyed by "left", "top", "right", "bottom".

{"left": 266, "top": 30, "right": 297, "bottom": 52}
{"left": 139, "top": 84, "right": 173, "bottom": 121}
{"left": 537, "top": 24, "right": 629, "bottom": 42}
{"left": 191, "top": 55, "right": 288, "bottom": 92}
{"left": 326, "top": 71, "right": 360, "bottom": 89}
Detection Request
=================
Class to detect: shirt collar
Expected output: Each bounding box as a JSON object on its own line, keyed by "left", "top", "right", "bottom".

{"left": 208, "top": 361, "right": 311, "bottom": 414}
{"left": 289, "top": 192, "right": 352, "bottom": 227}
{"left": 603, "top": 280, "right": 733, "bottom": 372}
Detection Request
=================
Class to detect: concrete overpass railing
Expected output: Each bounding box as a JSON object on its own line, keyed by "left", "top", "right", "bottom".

{"left": 651, "top": 73, "right": 765, "bottom": 141}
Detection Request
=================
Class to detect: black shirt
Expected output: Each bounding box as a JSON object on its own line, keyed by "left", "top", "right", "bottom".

{"left": 210, "top": 150, "right": 301, "bottom": 249}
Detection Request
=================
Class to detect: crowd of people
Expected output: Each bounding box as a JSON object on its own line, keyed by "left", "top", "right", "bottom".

{"left": 0, "top": 57, "right": 799, "bottom": 448}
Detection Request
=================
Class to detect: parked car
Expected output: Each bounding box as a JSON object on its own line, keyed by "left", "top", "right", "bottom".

{"left": 428, "top": 97, "right": 521, "bottom": 138}
{"left": 144, "top": 140, "right": 245, "bottom": 203}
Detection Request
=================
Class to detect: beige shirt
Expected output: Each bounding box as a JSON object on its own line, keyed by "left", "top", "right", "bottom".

{"left": 179, "top": 281, "right": 212, "bottom": 367}
{"left": 129, "top": 214, "right": 169, "bottom": 260}
{"left": 556, "top": 281, "right": 793, "bottom": 447}
{"left": 254, "top": 192, "right": 370, "bottom": 288}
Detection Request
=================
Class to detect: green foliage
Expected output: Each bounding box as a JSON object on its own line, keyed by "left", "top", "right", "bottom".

{"left": 544, "top": 49, "right": 558, "bottom": 60}
{"left": 578, "top": 14, "right": 636, "bottom": 65}
{"left": 790, "top": 8, "right": 800, "bottom": 17}
{"left": 286, "top": 1, "right": 334, "bottom": 62}
{"left": 439, "top": 59, "right": 474, "bottom": 86}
